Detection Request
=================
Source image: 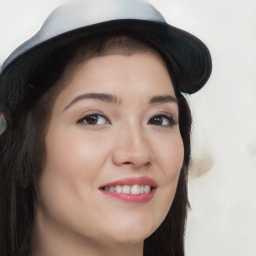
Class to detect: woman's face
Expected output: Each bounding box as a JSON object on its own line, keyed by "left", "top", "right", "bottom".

{"left": 35, "top": 51, "right": 184, "bottom": 248}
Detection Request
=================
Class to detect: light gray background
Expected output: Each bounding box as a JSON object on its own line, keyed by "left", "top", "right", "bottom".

{"left": 1, "top": 0, "right": 256, "bottom": 255}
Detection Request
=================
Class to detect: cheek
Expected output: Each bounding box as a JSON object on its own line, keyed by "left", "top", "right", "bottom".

{"left": 152, "top": 130, "right": 184, "bottom": 216}
{"left": 44, "top": 128, "right": 106, "bottom": 179}
{"left": 155, "top": 130, "right": 184, "bottom": 181}
{"left": 37, "top": 129, "right": 107, "bottom": 217}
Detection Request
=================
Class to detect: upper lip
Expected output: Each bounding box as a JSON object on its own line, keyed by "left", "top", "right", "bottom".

{"left": 100, "top": 176, "right": 158, "bottom": 188}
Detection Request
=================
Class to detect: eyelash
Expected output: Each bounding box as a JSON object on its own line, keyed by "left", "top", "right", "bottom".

{"left": 77, "top": 113, "right": 177, "bottom": 127}
{"left": 77, "top": 113, "right": 110, "bottom": 126}
{"left": 147, "top": 114, "right": 178, "bottom": 127}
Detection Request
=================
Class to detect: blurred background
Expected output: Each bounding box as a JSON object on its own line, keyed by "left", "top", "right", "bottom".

{"left": 1, "top": 0, "right": 256, "bottom": 255}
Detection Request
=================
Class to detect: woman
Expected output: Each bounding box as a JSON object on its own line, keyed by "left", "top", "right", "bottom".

{"left": 0, "top": 0, "right": 212, "bottom": 255}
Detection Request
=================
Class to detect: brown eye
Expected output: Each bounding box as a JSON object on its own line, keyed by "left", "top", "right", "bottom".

{"left": 78, "top": 114, "right": 109, "bottom": 125}
{"left": 84, "top": 114, "right": 98, "bottom": 124}
{"left": 150, "top": 116, "right": 164, "bottom": 125}
{"left": 148, "top": 115, "right": 176, "bottom": 126}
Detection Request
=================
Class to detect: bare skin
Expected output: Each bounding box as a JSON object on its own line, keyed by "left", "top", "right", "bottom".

{"left": 32, "top": 52, "right": 184, "bottom": 256}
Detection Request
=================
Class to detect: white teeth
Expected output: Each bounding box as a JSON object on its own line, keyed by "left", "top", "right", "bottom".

{"left": 131, "top": 185, "right": 140, "bottom": 194}
{"left": 102, "top": 184, "right": 152, "bottom": 194}
{"left": 109, "top": 186, "right": 115, "bottom": 192}
{"left": 122, "top": 185, "right": 131, "bottom": 194}
{"left": 115, "top": 185, "right": 122, "bottom": 193}
{"left": 144, "top": 185, "right": 151, "bottom": 193}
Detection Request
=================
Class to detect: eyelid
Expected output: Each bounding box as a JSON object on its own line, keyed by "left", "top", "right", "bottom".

{"left": 155, "top": 111, "right": 178, "bottom": 120}
{"left": 148, "top": 112, "right": 178, "bottom": 126}
{"left": 76, "top": 111, "right": 111, "bottom": 125}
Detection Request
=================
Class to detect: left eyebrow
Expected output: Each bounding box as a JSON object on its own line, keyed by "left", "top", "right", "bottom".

{"left": 63, "top": 92, "right": 121, "bottom": 111}
{"left": 149, "top": 95, "right": 178, "bottom": 104}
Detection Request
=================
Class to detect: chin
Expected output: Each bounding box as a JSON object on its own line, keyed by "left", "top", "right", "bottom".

{"left": 103, "top": 219, "right": 158, "bottom": 245}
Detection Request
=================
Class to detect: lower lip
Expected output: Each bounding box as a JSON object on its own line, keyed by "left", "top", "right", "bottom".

{"left": 100, "top": 189, "right": 156, "bottom": 203}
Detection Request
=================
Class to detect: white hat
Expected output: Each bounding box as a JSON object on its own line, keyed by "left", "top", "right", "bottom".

{"left": 0, "top": 0, "right": 212, "bottom": 111}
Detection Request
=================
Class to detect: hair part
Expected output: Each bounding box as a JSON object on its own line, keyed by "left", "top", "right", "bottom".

{"left": 0, "top": 34, "right": 192, "bottom": 256}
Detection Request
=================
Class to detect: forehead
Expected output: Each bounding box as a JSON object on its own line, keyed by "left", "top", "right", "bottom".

{"left": 53, "top": 52, "right": 176, "bottom": 111}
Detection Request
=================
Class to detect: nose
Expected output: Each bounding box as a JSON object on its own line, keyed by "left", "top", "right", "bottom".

{"left": 112, "top": 124, "right": 153, "bottom": 168}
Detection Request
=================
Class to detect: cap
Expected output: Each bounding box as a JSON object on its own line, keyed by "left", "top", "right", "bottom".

{"left": 0, "top": 0, "right": 212, "bottom": 113}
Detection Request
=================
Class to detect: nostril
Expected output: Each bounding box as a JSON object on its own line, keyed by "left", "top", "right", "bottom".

{"left": 112, "top": 149, "right": 153, "bottom": 167}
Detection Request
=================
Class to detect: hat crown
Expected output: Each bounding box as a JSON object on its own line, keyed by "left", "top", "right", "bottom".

{"left": 41, "top": 0, "right": 165, "bottom": 35}
{"left": 0, "top": 0, "right": 212, "bottom": 100}
{"left": 2, "top": 0, "right": 165, "bottom": 71}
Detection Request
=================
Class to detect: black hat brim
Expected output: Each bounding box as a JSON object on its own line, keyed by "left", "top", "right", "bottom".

{"left": 0, "top": 19, "right": 212, "bottom": 112}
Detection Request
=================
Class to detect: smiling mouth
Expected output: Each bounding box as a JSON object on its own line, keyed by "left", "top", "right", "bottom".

{"left": 99, "top": 177, "right": 157, "bottom": 203}
{"left": 100, "top": 184, "right": 153, "bottom": 195}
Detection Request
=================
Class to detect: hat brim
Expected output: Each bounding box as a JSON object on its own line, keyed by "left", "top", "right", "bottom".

{"left": 0, "top": 19, "right": 212, "bottom": 111}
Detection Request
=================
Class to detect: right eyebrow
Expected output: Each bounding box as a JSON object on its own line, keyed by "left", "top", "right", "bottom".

{"left": 63, "top": 92, "right": 121, "bottom": 111}
{"left": 149, "top": 95, "right": 178, "bottom": 104}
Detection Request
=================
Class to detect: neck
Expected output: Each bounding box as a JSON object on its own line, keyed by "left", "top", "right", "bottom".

{"left": 31, "top": 209, "right": 144, "bottom": 256}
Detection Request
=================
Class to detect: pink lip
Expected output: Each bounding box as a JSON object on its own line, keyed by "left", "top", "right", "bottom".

{"left": 99, "top": 176, "right": 157, "bottom": 204}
